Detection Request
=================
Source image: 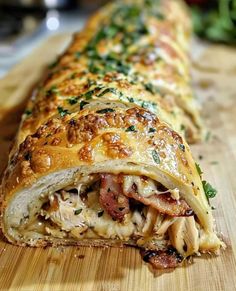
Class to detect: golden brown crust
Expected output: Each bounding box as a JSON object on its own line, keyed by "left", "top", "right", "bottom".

{"left": 0, "top": 0, "right": 222, "bottom": 255}
{"left": 2, "top": 104, "right": 195, "bottom": 200}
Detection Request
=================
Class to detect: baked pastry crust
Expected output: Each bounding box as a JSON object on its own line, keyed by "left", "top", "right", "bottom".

{"left": 0, "top": 0, "right": 222, "bottom": 268}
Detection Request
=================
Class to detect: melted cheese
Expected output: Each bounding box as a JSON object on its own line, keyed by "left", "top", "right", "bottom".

{"left": 123, "top": 175, "right": 180, "bottom": 200}
{"left": 40, "top": 175, "right": 191, "bottom": 245}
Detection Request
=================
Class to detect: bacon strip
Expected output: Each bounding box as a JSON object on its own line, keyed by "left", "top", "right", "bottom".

{"left": 99, "top": 174, "right": 130, "bottom": 221}
{"left": 99, "top": 173, "right": 193, "bottom": 220}
{"left": 123, "top": 186, "right": 193, "bottom": 217}
{"left": 140, "top": 247, "right": 183, "bottom": 269}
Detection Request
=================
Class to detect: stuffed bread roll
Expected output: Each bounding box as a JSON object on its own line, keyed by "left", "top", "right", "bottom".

{"left": 16, "top": 0, "right": 202, "bottom": 148}
{"left": 1, "top": 100, "right": 222, "bottom": 267}
{"left": 1, "top": 0, "right": 222, "bottom": 269}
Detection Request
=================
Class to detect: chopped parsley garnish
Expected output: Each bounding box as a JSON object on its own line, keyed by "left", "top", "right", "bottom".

{"left": 68, "top": 97, "right": 78, "bottom": 105}
{"left": 80, "top": 100, "right": 89, "bottom": 110}
{"left": 195, "top": 163, "right": 203, "bottom": 176}
{"left": 152, "top": 149, "right": 160, "bottom": 164}
{"left": 127, "top": 97, "right": 134, "bottom": 103}
{"left": 88, "top": 62, "right": 101, "bottom": 74}
{"left": 75, "top": 52, "right": 81, "bottom": 59}
{"left": 84, "top": 90, "right": 95, "bottom": 99}
{"left": 180, "top": 124, "right": 185, "bottom": 131}
{"left": 141, "top": 100, "right": 157, "bottom": 111}
{"left": 202, "top": 181, "right": 217, "bottom": 199}
{"left": 24, "top": 109, "right": 32, "bottom": 116}
{"left": 97, "top": 210, "right": 104, "bottom": 217}
{"left": 46, "top": 85, "right": 58, "bottom": 97}
{"left": 57, "top": 106, "right": 69, "bottom": 117}
{"left": 126, "top": 125, "right": 137, "bottom": 132}
{"left": 144, "top": 0, "right": 153, "bottom": 6}
{"left": 179, "top": 144, "right": 185, "bottom": 152}
{"left": 96, "top": 108, "right": 115, "bottom": 114}
{"left": 116, "top": 62, "right": 131, "bottom": 75}
{"left": 97, "top": 88, "right": 118, "bottom": 97}
{"left": 143, "top": 83, "right": 162, "bottom": 95}
{"left": 148, "top": 128, "right": 156, "bottom": 133}
{"left": 144, "top": 83, "right": 156, "bottom": 94}
{"left": 70, "top": 72, "right": 77, "bottom": 79}
{"left": 195, "top": 163, "right": 217, "bottom": 201}
{"left": 205, "top": 131, "right": 211, "bottom": 142}
{"left": 48, "top": 60, "right": 58, "bottom": 69}
{"left": 83, "top": 86, "right": 104, "bottom": 99}
{"left": 74, "top": 208, "right": 83, "bottom": 215}
{"left": 153, "top": 11, "right": 165, "bottom": 20}
{"left": 89, "top": 53, "right": 131, "bottom": 76}
{"left": 87, "top": 79, "right": 97, "bottom": 87}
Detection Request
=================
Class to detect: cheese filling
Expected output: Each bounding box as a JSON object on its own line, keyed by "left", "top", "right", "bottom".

{"left": 21, "top": 173, "right": 199, "bottom": 255}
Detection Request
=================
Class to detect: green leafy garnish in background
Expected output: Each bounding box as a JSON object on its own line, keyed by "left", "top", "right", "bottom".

{"left": 190, "top": 0, "right": 236, "bottom": 44}
{"left": 195, "top": 163, "right": 203, "bottom": 176}
{"left": 202, "top": 181, "right": 217, "bottom": 199}
{"left": 195, "top": 162, "right": 217, "bottom": 201}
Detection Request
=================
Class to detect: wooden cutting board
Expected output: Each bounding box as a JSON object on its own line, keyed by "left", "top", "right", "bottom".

{"left": 0, "top": 33, "right": 236, "bottom": 291}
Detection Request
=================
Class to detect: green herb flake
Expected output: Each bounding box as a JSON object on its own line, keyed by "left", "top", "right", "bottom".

{"left": 154, "top": 11, "right": 165, "bottom": 20}
{"left": 96, "top": 108, "right": 115, "bottom": 114}
{"left": 70, "top": 73, "right": 77, "bottom": 79}
{"left": 105, "top": 25, "right": 119, "bottom": 38}
{"left": 144, "top": 83, "right": 155, "bottom": 94}
{"left": 84, "top": 90, "right": 95, "bottom": 99}
{"left": 68, "top": 97, "right": 78, "bottom": 105}
{"left": 97, "top": 210, "right": 104, "bottom": 217}
{"left": 74, "top": 208, "right": 83, "bottom": 215}
{"left": 57, "top": 106, "right": 69, "bottom": 117}
{"left": 48, "top": 60, "right": 58, "bottom": 69}
{"left": 152, "top": 149, "right": 160, "bottom": 164}
{"left": 24, "top": 109, "right": 32, "bottom": 116}
{"left": 46, "top": 85, "right": 58, "bottom": 97}
{"left": 80, "top": 100, "right": 89, "bottom": 110}
{"left": 148, "top": 128, "right": 156, "bottom": 133}
{"left": 84, "top": 86, "right": 104, "bottom": 99}
{"left": 195, "top": 163, "right": 203, "bottom": 176}
{"left": 144, "top": 82, "right": 162, "bottom": 95}
{"left": 126, "top": 125, "right": 137, "bottom": 132}
{"left": 141, "top": 101, "right": 149, "bottom": 109}
{"left": 97, "top": 88, "right": 117, "bottom": 97}
{"left": 87, "top": 79, "right": 97, "bottom": 87}
{"left": 202, "top": 181, "right": 217, "bottom": 199}
{"left": 205, "top": 131, "right": 211, "bottom": 142}
{"left": 127, "top": 97, "right": 134, "bottom": 103}
{"left": 179, "top": 144, "right": 185, "bottom": 152}
{"left": 88, "top": 62, "right": 101, "bottom": 74}
{"left": 75, "top": 52, "right": 81, "bottom": 59}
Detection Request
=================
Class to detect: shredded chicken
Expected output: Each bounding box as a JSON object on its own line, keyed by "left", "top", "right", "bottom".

{"left": 41, "top": 193, "right": 88, "bottom": 234}
{"left": 39, "top": 173, "right": 198, "bottom": 268}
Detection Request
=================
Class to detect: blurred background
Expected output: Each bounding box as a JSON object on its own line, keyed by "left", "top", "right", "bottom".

{"left": 0, "top": 0, "right": 109, "bottom": 77}
{"left": 0, "top": 0, "right": 235, "bottom": 77}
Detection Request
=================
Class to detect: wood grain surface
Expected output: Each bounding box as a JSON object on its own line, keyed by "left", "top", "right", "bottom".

{"left": 0, "top": 34, "right": 236, "bottom": 291}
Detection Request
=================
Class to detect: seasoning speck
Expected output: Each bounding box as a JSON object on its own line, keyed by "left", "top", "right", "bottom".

{"left": 152, "top": 150, "right": 160, "bottom": 164}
